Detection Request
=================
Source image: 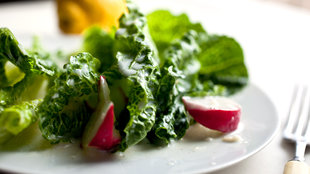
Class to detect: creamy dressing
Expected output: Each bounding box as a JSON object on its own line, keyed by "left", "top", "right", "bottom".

{"left": 183, "top": 122, "right": 244, "bottom": 144}
{"left": 222, "top": 135, "right": 243, "bottom": 143}
{"left": 222, "top": 122, "right": 244, "bottom": 143}
{"left": 183, "top": 124, "right": 223, "bottom": 141}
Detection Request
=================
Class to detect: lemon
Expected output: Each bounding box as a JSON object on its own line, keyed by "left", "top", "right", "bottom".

{"left": 57, "top": 0, "right": 127, "bottom": 34}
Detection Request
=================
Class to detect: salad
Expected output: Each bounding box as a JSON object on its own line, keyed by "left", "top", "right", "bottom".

{"left": 0, "top": 1, "right": 248, "bottom": 152}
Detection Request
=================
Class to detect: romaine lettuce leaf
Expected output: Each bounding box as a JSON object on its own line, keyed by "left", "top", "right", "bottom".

{"left": 0, "top": 100, "right": 41, "bottom": 144}
{"left": 3, "top": 62, "right": 25, "bottom": 87}
{"left": 82, "top": 26, "right": 115, "bottom": 72}
{"left": 0, "top": 28, "right": 60, "bottom": 144}
{"left": 104, "top": 4, "right": 160, "bottom": 151}
{"left": 148, "top": 31, "right": 201, "bottom": 145}
{"left": 0, "top": 59, "right": 7, "bottom": 87}
{"left": 3, "top": 74, "right": 48, "bottom": 103}
{"left": 0, "top": 89, "right": 10, "bottom": 113}
{"left": 198, "top": 35, "right": 248, "bottom": 94}
{"left": 147, "top": 11, "right": 248, "bottom": 94}
{"left": 0, "top": 28, "right": 58, "bottom": 77}
{"left": 38, "top": 53, "right": 100, "bottom": 143}
{"left": 0, "top": 28, "right": 58, "bottom": 94}
{"left": 0, "top": 73, "right": 49, "bottom": 111}
{"left": 0, "top": 30, "right": 55, "bottom": 104}
{"left": 147, "top": 10, "right": 205, "bottom": 61}
{"left": 146, "top": 10, "right": 248, "bottom": 144}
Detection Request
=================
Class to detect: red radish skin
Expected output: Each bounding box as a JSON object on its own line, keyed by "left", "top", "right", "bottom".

{"left": 82, "top": 76, "right": 121, "bottom": 150}
{"left": 89, "top": 103, "right": 121, "bottom": 150}
{"left": 187, "top": 109, "right": 240, "bottom": 133}
{"left": 183, "top": 96, "right": 241, "bottom": 133}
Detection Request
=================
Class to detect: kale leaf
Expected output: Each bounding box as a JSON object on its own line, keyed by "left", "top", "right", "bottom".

{"left": 38, "top": 53, "right": 100, "bottom": 143}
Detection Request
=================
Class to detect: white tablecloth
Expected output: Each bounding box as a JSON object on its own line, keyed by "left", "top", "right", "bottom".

{"left": 1, "top": 0, "right": 310, "bottom": 173}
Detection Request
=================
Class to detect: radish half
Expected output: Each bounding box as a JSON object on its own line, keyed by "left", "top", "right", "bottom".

{"left": 182, "top": 96, "right": 241, "bottom": 133}
{"left": 82, "top": 76, "right": 121, "bottom": 150}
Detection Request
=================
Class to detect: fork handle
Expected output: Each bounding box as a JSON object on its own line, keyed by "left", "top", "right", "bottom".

{"left": 283, "top": 161, "right": 309, "bottom": 174}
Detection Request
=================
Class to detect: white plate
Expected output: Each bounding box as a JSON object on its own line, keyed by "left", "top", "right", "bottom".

{"left": 0, "top": 83, "right": 279, "bottom": 174}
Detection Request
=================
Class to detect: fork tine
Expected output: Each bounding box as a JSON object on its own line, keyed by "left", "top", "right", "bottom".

{"left": 302, "top": 87, "right": 310, "bottom": 139}
{"left": 284, "top": 85, "right": 303, "bottom": 136}
{"left": 294, "top": 86, "right": 309, "bottom": 137}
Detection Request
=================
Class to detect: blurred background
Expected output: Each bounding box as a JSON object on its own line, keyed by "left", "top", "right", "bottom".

{"left": 262, "top": 0, "right": 310, "bottom": 9}
{"left": 0, "top": 0, "right": 310, "bottom": 9}
{"left": 0, "top": 0, "right": 309, "bottom": 9}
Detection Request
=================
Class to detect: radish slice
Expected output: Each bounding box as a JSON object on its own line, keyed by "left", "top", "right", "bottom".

{"left": 82, "top": 76, "right": 121, "bottom": 150}
{"left": 182, "top": 96, "right": 241, "bottom": 133}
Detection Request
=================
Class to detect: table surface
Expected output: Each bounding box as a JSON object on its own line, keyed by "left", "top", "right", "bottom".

{"left": 1, "top": 0, "right": 310, "bottom": 173}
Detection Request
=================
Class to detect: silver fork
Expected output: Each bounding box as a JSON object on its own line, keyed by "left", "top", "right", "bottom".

{"left": 283, "top": 85, "right": 310, "bottom": 174}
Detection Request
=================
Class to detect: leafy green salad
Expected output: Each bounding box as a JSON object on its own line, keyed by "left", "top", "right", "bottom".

{"left": 0, "top": 2, "right": 248, "bottom": 152}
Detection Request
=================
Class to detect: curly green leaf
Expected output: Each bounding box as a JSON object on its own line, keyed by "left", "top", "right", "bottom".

{"left": 38, "top": 53, "right": 100, "bottom": 143}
